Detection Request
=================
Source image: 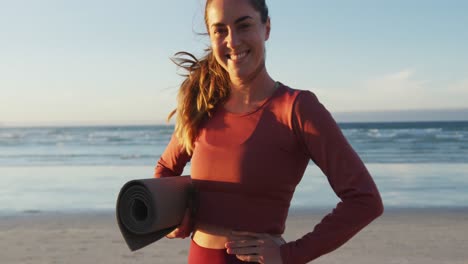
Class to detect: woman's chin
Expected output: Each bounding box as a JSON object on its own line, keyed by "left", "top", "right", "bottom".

{"left": 227, "top": 67, "right": 256, "bottom": 81}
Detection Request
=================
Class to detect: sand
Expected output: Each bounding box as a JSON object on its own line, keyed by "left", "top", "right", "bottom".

{"left": 0, "top": 208, "right": 467, "bottom": 264}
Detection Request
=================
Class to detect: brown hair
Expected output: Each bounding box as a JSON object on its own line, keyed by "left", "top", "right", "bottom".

{"left": 169, "top": 0, "right": 269, "bottom": 155}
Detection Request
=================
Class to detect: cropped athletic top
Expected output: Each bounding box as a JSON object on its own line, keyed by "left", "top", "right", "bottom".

{"left": 155, "top": 83, "right": 383, "bottom": 263}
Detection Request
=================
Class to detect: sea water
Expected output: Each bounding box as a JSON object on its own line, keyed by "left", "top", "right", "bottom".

{"left": 1, "top": 121, "right": 467, "bottom": 214}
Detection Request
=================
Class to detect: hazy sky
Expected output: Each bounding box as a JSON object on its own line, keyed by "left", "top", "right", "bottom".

{"left": 1, "top": 0, "right": 467, "bottom": 125}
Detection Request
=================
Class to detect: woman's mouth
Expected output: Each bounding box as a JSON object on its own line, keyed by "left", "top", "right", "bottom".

{"left": 227, "top": 50, "right": 250, "bottom": 62}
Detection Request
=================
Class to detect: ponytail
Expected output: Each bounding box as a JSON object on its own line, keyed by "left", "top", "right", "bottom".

{"left": 168, "top": 50, "right": 230, "bottom": 155}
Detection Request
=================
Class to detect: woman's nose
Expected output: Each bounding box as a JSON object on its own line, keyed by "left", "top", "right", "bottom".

{"left": 226, "top": 30, "right": 241, "bottom": 49}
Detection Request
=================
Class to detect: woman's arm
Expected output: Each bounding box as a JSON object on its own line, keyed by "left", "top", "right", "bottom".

{"left": 154, "top": 132, "right": 191, "bottom": 177}
{"left": 154, "top": 131, "right": 193, "bottom": 238}
{"left": 280, "top": 91, "right": 384, "bottom": 264}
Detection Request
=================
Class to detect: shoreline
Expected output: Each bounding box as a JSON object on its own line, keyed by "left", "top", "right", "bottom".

{"left": 1, "top": 208, "right": 467, "bottom": 264}
{"left": 2, "top": 206, "right": 468, "bottom": 217}
{"left": 3, "top": 163, "right": 468, "bottom": 212}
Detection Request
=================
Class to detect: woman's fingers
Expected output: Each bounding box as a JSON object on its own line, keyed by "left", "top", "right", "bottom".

{"left": 165, "top": 227, "right": 180, "bottom": 239}
{"left": 226, "top": 231, "right": 285, "bottom": 264}
{"left": 236, "top": 254, "right": 263, "bottom": 263}
{"left": 226, "top": 239, "right": 264, "bottom": 249}
{"left": 227, "top": 245, "right": 261, "bottom": 255}
{"left": 226, "top": 240, "right": 264, "bottom": 254}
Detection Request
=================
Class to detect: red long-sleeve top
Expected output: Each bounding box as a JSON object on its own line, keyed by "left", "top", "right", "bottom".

{"left": 155, "top": 83, "right": 383, "bottom": 263}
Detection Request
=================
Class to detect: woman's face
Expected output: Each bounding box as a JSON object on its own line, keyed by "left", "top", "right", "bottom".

{"left": 206, "top": 0, "right": 270, "bottom": 82}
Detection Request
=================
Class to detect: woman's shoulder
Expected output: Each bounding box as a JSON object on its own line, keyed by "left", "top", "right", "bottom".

{"left": 275, "top": 83, "right": 332, "bottom": 125}
{"left": 266, "top": 82, "right": 324, "bottom": 126}
{"left": 275, "top": 82, "right": 321, "bottom": 106}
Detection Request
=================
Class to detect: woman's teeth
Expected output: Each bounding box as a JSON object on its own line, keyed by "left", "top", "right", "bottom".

{"left": 228, "top": 51, "right": 248, "bottom": 61}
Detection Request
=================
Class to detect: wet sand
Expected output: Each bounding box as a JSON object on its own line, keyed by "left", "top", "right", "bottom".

{"left": 1, "top": 208, "right": 467, "bottom": 264}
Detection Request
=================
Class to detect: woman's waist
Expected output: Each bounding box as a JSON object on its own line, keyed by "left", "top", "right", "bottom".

{"left": 192, "top": 223, "right": 283, "bottom": 249}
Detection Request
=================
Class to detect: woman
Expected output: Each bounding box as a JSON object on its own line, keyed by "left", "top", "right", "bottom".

{"left": 155, "top": 0, "right": 384, "bottom": 263}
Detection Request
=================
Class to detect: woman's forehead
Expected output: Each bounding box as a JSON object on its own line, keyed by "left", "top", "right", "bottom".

{"left": 206, "top": 0, "right": 260, "bottom": 26}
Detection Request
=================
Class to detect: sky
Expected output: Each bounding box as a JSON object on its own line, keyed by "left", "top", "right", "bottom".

{"left": 1, "top": 0, "right": 467, "bottom": 126}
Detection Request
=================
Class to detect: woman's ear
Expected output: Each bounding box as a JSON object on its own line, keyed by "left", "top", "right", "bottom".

{"left": 265, "top": 17, "right": 271, "bottom": 41}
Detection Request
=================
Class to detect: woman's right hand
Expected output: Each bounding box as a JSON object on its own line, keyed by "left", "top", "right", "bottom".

{"left": 166, "top": 208, "right": 193, "bottom": 239}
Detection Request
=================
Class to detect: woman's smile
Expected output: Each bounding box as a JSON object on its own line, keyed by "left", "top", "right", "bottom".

{"left": 227, "top": 50, "right": 250, "bottom": 63}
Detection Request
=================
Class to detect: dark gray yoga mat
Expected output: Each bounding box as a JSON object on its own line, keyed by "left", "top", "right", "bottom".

{"left": 116, "top": 176, "right": 193, "bottom": 251}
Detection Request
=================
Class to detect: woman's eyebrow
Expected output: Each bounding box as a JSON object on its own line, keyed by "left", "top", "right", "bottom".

{"left": 234, "top": 16, "right": 253, "bottom": 24}
{"left": 211, "top": 16, "right": 254, "bottom": 28}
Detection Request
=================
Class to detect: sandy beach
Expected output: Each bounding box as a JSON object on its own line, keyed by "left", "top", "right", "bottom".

{"left": 1, "top": 208, "right": 467, "bottom": 264}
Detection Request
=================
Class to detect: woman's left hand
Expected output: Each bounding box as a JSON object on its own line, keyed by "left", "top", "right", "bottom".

{"left": 225, "top": 231, "right": 285, "bottom": 264}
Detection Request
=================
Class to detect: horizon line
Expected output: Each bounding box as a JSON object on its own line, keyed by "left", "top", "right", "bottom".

{"left": 2, "top": 108, "right": 468, "bottom": 128}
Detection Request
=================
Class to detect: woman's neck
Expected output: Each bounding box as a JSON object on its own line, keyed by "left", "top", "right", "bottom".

{"left": 225, "top": 71, "right": 276, "bottom": 113}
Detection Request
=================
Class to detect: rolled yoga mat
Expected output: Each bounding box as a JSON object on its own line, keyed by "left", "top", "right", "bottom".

{"left": 116, "top": 176, "right": 194, "bottom": 251}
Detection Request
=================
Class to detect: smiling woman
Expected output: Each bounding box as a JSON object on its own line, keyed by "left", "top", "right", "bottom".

{"left": 206, "top": 0, "right": 270, "bottom": 84}
{"left": 155, "top": 0, "right": 383, "bottom": 263}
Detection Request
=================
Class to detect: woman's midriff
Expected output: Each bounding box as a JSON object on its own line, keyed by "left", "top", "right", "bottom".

{"left": 192, "top": 223, "right": 283, "bottom": 249}
{"left": 192, "top": 223, "right": 234, "bottom": 249}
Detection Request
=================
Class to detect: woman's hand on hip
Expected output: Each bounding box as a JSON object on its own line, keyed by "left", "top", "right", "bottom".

{"left": 225, "top": 231, "right": 285, "bottom": 264}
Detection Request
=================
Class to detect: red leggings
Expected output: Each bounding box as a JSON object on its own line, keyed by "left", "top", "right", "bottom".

{"left": 188, "top": 239, "right": 258, "bottom": 264}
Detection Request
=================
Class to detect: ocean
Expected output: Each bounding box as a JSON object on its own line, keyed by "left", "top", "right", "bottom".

{"left": 1, "top": 121, "right": 467, "bottom": 214}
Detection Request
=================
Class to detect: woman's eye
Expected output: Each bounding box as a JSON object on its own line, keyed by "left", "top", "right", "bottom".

{"left": 214, "top": 28, "right": 227, "bottom": 35}
{"left": 239, "top": 24, "right": 250, "bottom": 30}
